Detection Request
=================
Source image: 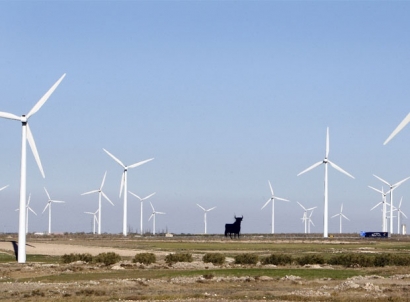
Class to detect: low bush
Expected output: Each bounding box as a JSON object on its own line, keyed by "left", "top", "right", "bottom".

{"left": 133, "top": 253, "right": 156, "bottom": 265}
{"left": 328, "top": 253, "right": 374, "bottom": 267}
{"left": 234, "top": 253, "right": 258, "bottom": 265}
{"left": 296, "top": 254, "right": 325, "bottom": 266}
{"left": 202, "top": 253, "right": 225, "bottom": 265}
{"left": 165, "top": 252, "right": 193, "bottom": 264}
{"left": 94, "top": 252, "right": 121, "bottom": 266}
{"left": 262, "top": 253, "right": 293, "bottom": 266}
{"left": 61, "top": 253, "right": 93, "bottom": 264}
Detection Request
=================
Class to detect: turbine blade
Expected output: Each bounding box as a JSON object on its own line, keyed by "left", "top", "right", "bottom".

{"left": 81, "top": 190, "right": 99, "bottom": 195}
{"left": 149, "top": 201, "right": 155, "bottom": 211}
{"left": 103, "top": 148, "right": 125, "bottom": 168}
{"left": 51, "top": 200, "right": 65, "bottom": 203}
{"left": 402, "top": 211, "right": 408, "bottom": 219}
{"left": 27, "top": 124, "right": 45, "bottom": 178}
{"left": 261, "top": 198, "right": 271, "bottom": 210}
{"left": 84, "top": 212, "right": 94, "bottom": 215}
{"left": 197, "top": 204, "right": 206, "bottom": 211}
{"left": 331, "top": 213, "right": 339, "bottom": 218}
{"left": 101, "top": 171, "right": 107, "bottom": 189}
{"left": 273, "top": 196, "right": 289, "bottom": 202}
{"left": 368, "top": 186, "right": 382, "bottom": 194}
{"left": 370, "top": 202, "right": 382, "bottom": 211}
{"left": 328, "top": 161, "right": 354, "bottom": 179}
{"left": 341, "top": 214, "right": 350, "bottom": 220}
{"left": 157, "top": 212, "right": 165, "bottom": 215}
{"left": 148, "top": 213, "right": 154, "bottom": 221}
{"left": 0, "top": 111, "right": 21, "bottom": 121}
{"left": 28, "top": 207, "right": 37, "bottom": 216}
{"left": 44, "top": 187, "right": 51, "bottom": 200}
{"left": 341, "top": 203, "right": 343, "bottom": 212}
{"left": 101, "top": 191, "right": 114, "bottom": 206}
{"left": 399, "top": 197, "right": 403, "bottom": 208}
{"left": 128, "top": 158, "right": 154, "bottom": 169}
{"left": 373, "top": 174, "right": 390, "bottom": 187}
{"left": 42, "top": 202, "right": 50, "bottom": 214}
{"left": 207, "top": 206, "right": 216, "bottom": 211}
{"left": 129, "top": 191, "right": 142, "bottom": 200}
{"left": 296, "top": 201, "right": 306, "bottom": 211}
{"left": 393, "top": 176, "right": 410, "bottom": 189}
{"left": 306, "top": 206, "right": 317, "bottom": 211}
{"left": 0, "top": 184, "right": 9, "bottom": 191}
{"left": 142, "top": 192, "right": 156, "bottom": 200}
{"left": 268, "top": 180, "right": 274, "bottom": 195}
{"left": 384, "top": 112, "right": 410, "bottom": 145}
{"left": 26, "top": 73, "right": 66, "bottom": 119}
{"left": 326, "top": 127, "right": 329, "bottom": 158}
{"left": 297, "top": 161, "right": 322, "bottom": 176}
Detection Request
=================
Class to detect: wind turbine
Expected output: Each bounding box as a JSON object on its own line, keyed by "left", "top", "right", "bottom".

{"left": 297, "top": 127, "right": 354, "bottom": 238}
{"left": 297, "top": 202, "right": 317, "bottom": 234}
{"left": 0, "top": 74, "right": 65, "bottom": 263}
{"left": 331, "top": 204, "right": 350, "bottom": 233}
{"left": 396, "top": 197, "right": 407, "bottom": 235}
{"left": 129, "top": 191, "right": 156, "bottom": 235}
{"left": 81, "top": 171, "right": 114, "bottom": 234}
{"left": 308, "top": 209, "right": 315, "bottom": 234}
{"left": 15, "top": 193, "right": 37, "bottom": 234}
{"left": 103, "top": 148, "right": 154, "bottom": 236}
{"left": 384, "top": 112, "right": 410, "bottom": 145}
{"left": 261, "top": 181, "right": 289, "bottom": 234}
{"left": 84, "top": 209, "right": 99, "bottom": 234}
{"left": 196, "top": 204, "right": 216, "bottom": 234}
{"left": 369, "top": 186, "right": 390, "bottom": 232}
{"left": 42, "top": 187, "right": 65, "bottom": 235}
{"left": 148, "top": 201, "right": 165, "bottom": 235}
{"left": 373, "top": 175, "right": 410, "bottom": 234}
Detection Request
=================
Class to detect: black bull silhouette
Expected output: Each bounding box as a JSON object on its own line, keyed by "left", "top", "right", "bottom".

{"left": 224, "top": 216, "right": 243, "bottom": 239}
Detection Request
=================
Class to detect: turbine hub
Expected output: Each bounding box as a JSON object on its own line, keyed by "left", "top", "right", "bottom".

{"left": 323, "top": 158, "right": 328, "bottom": 163}
{"left": 21, "top": 115, "right": 27, "bottom": 123}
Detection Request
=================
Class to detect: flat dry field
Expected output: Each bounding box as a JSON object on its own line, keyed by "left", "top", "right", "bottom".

{"left": 1, "top": 233, "right": 410, "bottom": 301}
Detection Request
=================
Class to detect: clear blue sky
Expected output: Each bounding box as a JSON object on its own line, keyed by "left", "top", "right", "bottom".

{"left": 0, "top": 1, "right": 409, "bottom": 235}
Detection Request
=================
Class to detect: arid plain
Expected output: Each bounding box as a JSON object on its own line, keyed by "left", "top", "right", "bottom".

{"left": 1, "top": 233, "right": 410, "bottom": 301}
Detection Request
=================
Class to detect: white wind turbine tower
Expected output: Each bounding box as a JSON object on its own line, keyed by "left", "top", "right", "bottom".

{"left": 0, "top": 74, "right": 65, "bottom": 263}
{"left": 297, "top": 202, "right": 317, "bottom": 234}
{"left": 297, "top": 127, "right": 354, "bottom": 238}
{"left": 103, "top": 148, "right": 154, "bottom": 236}
{"left": 196, "top": 204, "right": 216, "bottom": 234}
{"left": 129, "top": 191, "right": 156, "bottom": 235}
{"left": 148, "top": 201, "right": 165, "bottom": 235}
{"left": 372, "top": 174, "right": 410, "bottom": 234}
{"left": 396, "top": 197, "right": 407, "bottom": 235}
{"left": 261, "top": 181, "right": 289, "bottom": 234}
{"left": 369, "top": 186, "right": 390, "bottom": 232}
{"left": 384, "top": 112, "right": 410, "bottom": 145}
{"left": 331, "top": 204, "right": 349, "bottom": 234}
{"left": 81, "top": 171, "right": 114, "bottom": 235}
{"left": 84, "top": 209, "right": 99, "bottom": 234}
{"left": 42, "top": 187, "right": 65, "bottom": 235}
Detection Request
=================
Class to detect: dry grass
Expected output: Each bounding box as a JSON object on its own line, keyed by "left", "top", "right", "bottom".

{"left": 1, "top": 233, "right": 410, "bottom": 301}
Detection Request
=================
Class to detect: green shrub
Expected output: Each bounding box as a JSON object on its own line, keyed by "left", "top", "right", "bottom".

{"left": 234, "top": 253, "right": 258, "bottom": 265}
{"left": 165, "top": 253, "right": 193, "bottom": 264}
{"left": 61, "top": 253, "right": 93, "bottom": 264}
{"left": 328, "top": 253, "right": 374, "bottom": 267}
{"left": 296, "top": 254, "right": 325, "bottom": 266}
{"left": 94, "top": 252, "right": 121, "bottom": 266}
{"left": 262, "top": 253, "right": 293, "bottom": 266}
{"left": 202, "top": 253, "right": 225, "bottom": 265}
{"left": 133, "top": 253, "right": 156, "bottom": 265}
{"left": 374, "top": 253, "right": 391, "bottom": 267}
{"left": 390, "top": 254, "right": 410, "bottom": 266}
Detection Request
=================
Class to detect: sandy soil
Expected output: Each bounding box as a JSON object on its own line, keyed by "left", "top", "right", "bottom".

{"left": 0, "top": 241, "right": 154, "bottom": 257}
